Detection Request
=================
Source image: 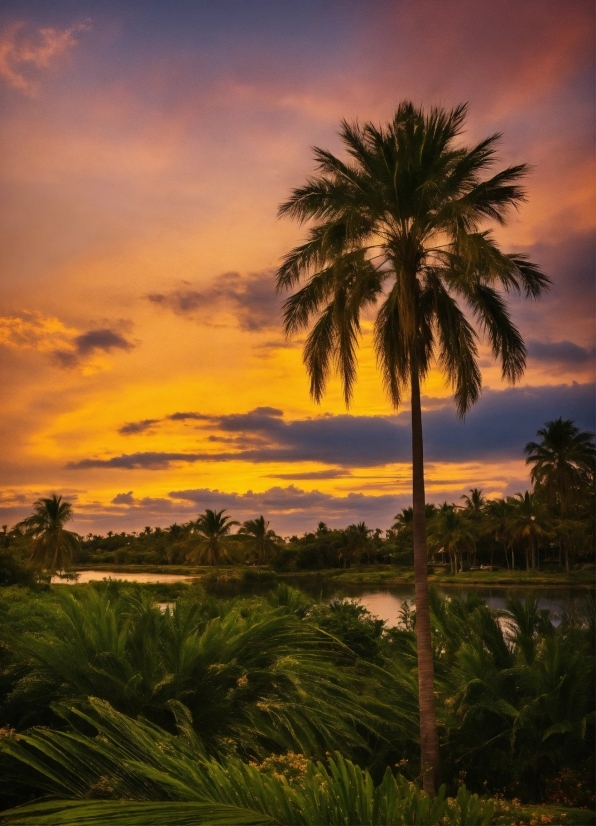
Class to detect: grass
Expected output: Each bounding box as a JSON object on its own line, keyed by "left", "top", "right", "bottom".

{"left": 71, "top": 563, "right": 595, "bottom": 588}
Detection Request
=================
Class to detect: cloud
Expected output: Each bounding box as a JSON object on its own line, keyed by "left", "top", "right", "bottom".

{"left": 527, "top": 339, "right": 595, "bottom": 366}
{"left": 0, "top": 20, "right": 90, "bottom": 95}
{"left": 72, "top": 382, "right": 595, "bottom": 471}
{"left": 118, "top": 419, "right": 160, "bottom": 436}
{"left": 74, "top": 329, "right": 133, "bottom": 355}
{"left": 147, "top": 269, "right": 282, "bottom": 331}
{"left": 111, "top": 491, "right": 134, "bottom": 504}
{"left": 67, "top": 452, "right": 206, "bottom": 470}
{"left": 266, "top": 470, "right": 351, "bottom": 480}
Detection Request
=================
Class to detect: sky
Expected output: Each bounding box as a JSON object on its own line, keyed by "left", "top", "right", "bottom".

{"left": 0, "top": 0, "right": 594, "bottom": 536}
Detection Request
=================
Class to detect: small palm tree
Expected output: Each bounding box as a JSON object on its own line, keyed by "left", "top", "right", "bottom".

{"left": 277, "top": 102, "right": 548, "bottom": 793}
{"left": 191, "top": 509, "right": 239, "bottom": 571}
{"left": 17, "top": 494, "right": 79, "bottom": 574}
{"left": 238, "top": 515, "right": 279, "bottom": 564}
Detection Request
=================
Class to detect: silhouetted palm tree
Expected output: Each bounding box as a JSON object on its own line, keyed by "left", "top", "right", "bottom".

{"left": 276, "top": 101, "right": 548, "bottom": 793}
{"left": 17, "top": 494, "right": 79, "bottom": 574}
{"left": 525, "top": 418, "right": 595, "bottom": 571}
{"left": 239, "top": 515, "right": 279, "bottom": 564}
{"left": 427, "top": 508, "right": 475, "bottom": 574}
{"left": 507, "top": 491, "right": 552, "bottom": 571}
{"left": 191, "top": 509, "right": 239, "bottom": 571}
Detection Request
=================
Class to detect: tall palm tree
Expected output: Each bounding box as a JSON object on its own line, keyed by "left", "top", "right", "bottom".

{"left": 525, "top": 418, "right": 595, "bottom": 571}
{"left": 525, "top": 419, "right": 595, "bottom": 511}
{"left": 460, "top": 488, "right": 486, "bottom": 567}
{"left": 238, "top": 515, "right": 279, "bottom": 564}
{"left": 485, "top": 497, "right": 513, "bottom": 569}
{"left": 427, "top": 508, "right": 475, "bottom": 574}
{"left": 276, "top": 102, "right": 548, "bottom": 793}
{"left": 17, "top": 494, "right": 79, "bottom": 574}
{"left": 506, "top": 491, "right": 552, "bottom": 571}
{"left": 191, "top": 509, "right": 239, "bottom": 571}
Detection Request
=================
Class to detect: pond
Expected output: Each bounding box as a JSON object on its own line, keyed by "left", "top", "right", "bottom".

{"left": 52, "top": 569, "right": 591, "bottom": 627}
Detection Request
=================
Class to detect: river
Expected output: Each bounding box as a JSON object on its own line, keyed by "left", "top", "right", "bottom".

{"left": 51, "top": 569, "right": 590, "bottom": 627}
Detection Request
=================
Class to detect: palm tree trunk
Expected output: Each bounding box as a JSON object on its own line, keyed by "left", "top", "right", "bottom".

{"left": 410, "top": 366, "right": 440, "bottom": 796}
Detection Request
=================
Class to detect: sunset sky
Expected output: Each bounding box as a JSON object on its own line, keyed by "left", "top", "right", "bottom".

{"left": 1, "top": 0, "right": 594, "bottom": 536}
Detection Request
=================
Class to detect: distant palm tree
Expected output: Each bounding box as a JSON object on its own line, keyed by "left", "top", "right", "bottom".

{"left": 191, "top": 509, "right": 239, "bottom": 571}
{"left": 17, "top": 494, "right": 79, "bottom": 574}
{"left": 485, "top": 498, "right": 514, "bottom": 569}
{"left": 427, "top": 508, "right": 475, "bottom": 574}
{"left": 506, "top": 491, "right": 552, "bottom": 571}
{"left": 276, "top": 101, "right": 548, "bottom": 793}
{"left": 460, "top": 488, "right": 486, "bottom": 566}
{"left": 346, "top": 521, "right": 373, "bottom": 564}
{"left": 239, "top": 515, "right": 278, "bottom": 564}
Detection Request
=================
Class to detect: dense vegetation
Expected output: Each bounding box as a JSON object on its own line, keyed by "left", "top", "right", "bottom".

{"left": 0, "top": 582, "right": 593, "bottom": 823}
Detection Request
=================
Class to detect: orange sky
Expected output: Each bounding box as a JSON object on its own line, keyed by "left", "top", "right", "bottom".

{"left": 0, "top": 0, "right": 594, "bottom": 534}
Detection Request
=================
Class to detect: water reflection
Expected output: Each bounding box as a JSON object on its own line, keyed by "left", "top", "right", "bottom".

{"left": 53, "top": 570, "right": 590, "bottom": 628}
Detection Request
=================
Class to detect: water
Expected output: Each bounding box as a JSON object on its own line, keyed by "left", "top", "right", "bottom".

{"left": 53, "top": 570, "right": 590, "bottom": 627}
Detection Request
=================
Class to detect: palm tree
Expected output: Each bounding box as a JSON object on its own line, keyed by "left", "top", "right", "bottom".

{"left": 525, "top": 418, "right": 595, "bottom": 570}
{"left": 485, "top": 497, "right": 513, "bottom": 569}
{"left": 276, "top": 102, "right": 548, "bottom": 793}
{"left": 427, "top": 508, "right": 475, "bottom": 574}
{"left": 460, "top": 488, "right": 486, "bottom": 567}
{"left": 190, "top": 509, "right": 239, "bottom": 571}
{"left": 346, "top": 521, "right": 373, "bottom": 564}
{"left": 238, "top": 515, "right": 279, "bottom": 564}
{"left": 17, "top": 494, "right": 79, "bottom": 574}
{"left": 506, "top": 491, "right": 552, "bottom": 570}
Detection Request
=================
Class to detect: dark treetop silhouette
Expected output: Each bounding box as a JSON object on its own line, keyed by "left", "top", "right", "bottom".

{"left": 276, "top": 101, "right": 549, "bottom": 794}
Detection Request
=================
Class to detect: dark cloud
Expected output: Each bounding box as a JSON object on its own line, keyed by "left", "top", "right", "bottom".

{"left": 70, "top": 382, "right": 594, "bottom": 471}
{"left": 147, "top": 270, "right": 282, "bottom": 332}
{"left": 112, "top": 491, "right": 134, "bottom": 504}
{"left": 51, "top": 350, "right": 79, "bottom": 369}
{"left": 74, "top": 329, "right": 134, "bottom": 355}
{"left": 527, "top": 339, "right": 595, "bottom": 365}
{"left": 167, "top": 411, "right": 210, "bottom": 422}
{"left": 118, "top": 419, "right": 160, "bottom": 435}
{"left": 67, "top": 452, "right": 206, "bottom": 470}
{"left": 266, "top": 469, "right": 351, "bottom": 480}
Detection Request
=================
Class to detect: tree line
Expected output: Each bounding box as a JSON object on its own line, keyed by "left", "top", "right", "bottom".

{"left": 1, "top": 417, "right": 593, "bottom": 583}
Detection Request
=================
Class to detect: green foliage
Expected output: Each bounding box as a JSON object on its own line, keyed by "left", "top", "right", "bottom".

{"left": 0, "top": 699, "right": 497, "bottom": 825}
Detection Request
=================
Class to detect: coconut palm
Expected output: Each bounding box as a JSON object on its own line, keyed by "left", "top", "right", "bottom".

{"left": 427, "top": 508, "right": 476, "bottom": 574}
{"left": 506, "top": 491, "right": 552, "bottom": 571}
{"left": 190, "top": 509, "right": 239, "bottom": 570}
{"left": 525, "top": 418, "right": 595, "bottom": 571}
{"left": 485, "top": 497, "right": 514, "bottom": 569}
{"left": 238, "top": 515, "right": 279, "bottom": 564}
{"left": 525, "top": 418, "right": 595, "bottom": 511}
{"left": 16, "top": 494, "right": 79, "bottom": 574}
{"left": 276, "top": 101, "right": 548, "bottom": 792}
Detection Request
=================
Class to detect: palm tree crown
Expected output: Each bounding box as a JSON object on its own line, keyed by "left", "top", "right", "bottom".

{"left": 192, "top": 509, "right": 239, "bottom": 569}
{"left": 277, "top": 101, "right": 549, "bottom": 413}
{"left": 525, "top": 418, "right": 595, "bottom": 516}
{"left": 18, "top": 494, "right": 79, "bottom": 574}
{"left": 277, "top": 102, "right": 548, "bottom": 795}
{"left": 239, "top": 515, "right": 278, "bottom": 564}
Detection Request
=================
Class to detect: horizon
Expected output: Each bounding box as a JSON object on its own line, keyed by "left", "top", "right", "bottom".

{"left": 1, "top": 0, "right": 594, "bottom": 536}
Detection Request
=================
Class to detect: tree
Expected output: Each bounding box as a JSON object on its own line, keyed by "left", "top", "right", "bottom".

{"left": 427, "top": 508, "right": 475, "bottom": 574}
{"left": 506, "top": 491, "right": 552, "bottom": 571}
{"left": 460, "top": 488, "right": 486, "bottom": 567}
{"left": 190, "top": 509, "right": 239, "bottom": 570}
{"left": 238, "top": 515, "right": 279, "bottom": 564}
{"left": 276, "top": 102, "right": 548, "bottom": 793}
{"left": 16, "top": 494, "right": 79, "bottom": 574}
{"left": 485, "top": 497, "right": 514, "bottom": 569}
{"left": 525, "top": 418, "right": 595, "bottom": 571}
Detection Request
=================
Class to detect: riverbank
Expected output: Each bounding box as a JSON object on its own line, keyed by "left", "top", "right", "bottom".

{"left": 72, "top": 563, "right": 595, "bottom": 588}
